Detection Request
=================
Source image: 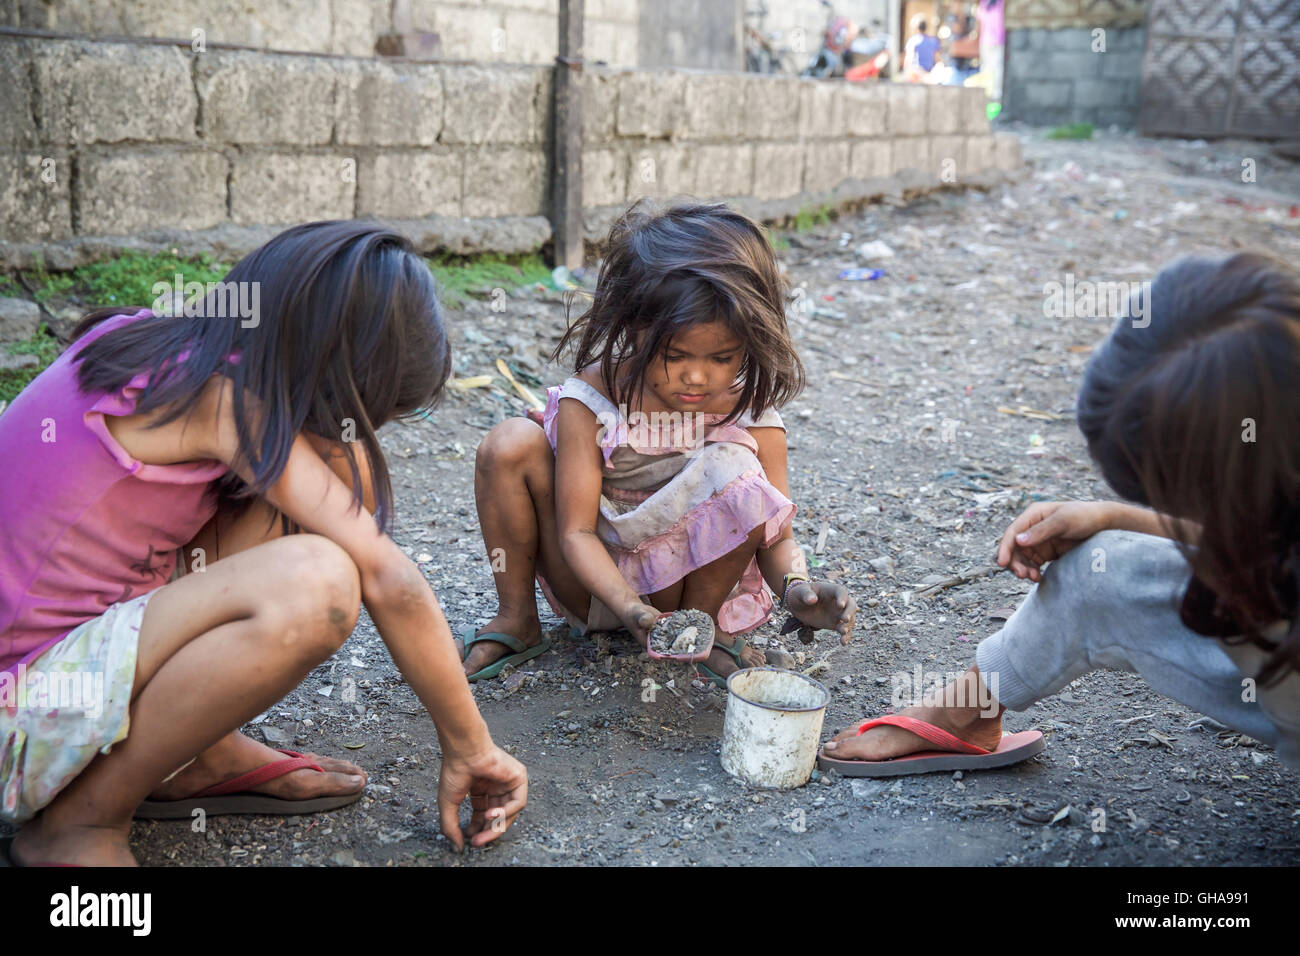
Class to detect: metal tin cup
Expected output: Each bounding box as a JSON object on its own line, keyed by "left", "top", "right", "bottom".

{"left": 720, "top": 667, "right": 830, "bottom": 789}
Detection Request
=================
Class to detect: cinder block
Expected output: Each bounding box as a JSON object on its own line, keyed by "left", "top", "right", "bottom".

{"left": 1099, "top": 49, "right": 1143, "bottom": 79}
{"left": 994, "top": 132, "right": 1022, "bottom": 170}
{"left": 928, "top": 87, "right": 963, "bottom": 134}
{"left": 964, "top": 135, "right": 995, "bottom": 175}
{"left": 753, "top": 143, "right": 804, "bottom": 199}
{"left": 441, "top": 65, "right": 545, "bottom": 145}
{"left": 357, "top": 151, "right": 461, "bottom": 218}
{"left": 849, "top": 139, "right": 890, "bottom": 180}
{"left": 931, "top": 135, "right": 966, "bottom": 180}
{"left": 891, "top": 136, "right": 930, "bottom": 174}
{"left": 197, "top": 51, "right": 336, "bottom": 146}
{"left": 798, "top": 80, "right": 844, "bottom": 139}
{"left": 586, "top": 20, "right": 620, "bottom": 65}
{"left": 35, "top": 40, "right": 197, "bottom": 145}
{"left": 958, "top": 86, "right": 990, "bottom": 133}
{"left": 801, "top": 140, "right": 849, "bottom": 192}
{"left": 583, "top": 69, "right": 620, "bottom": 144}
{"left": 407, "top": 3, "right": 504, "bottom": 60}
{"left": 0, "top": 151, "right": 73, "bottom": 241}
{"left": 624, "top": 144, "right": 696, "bottom": 199}
{"left": 887, "top": 85, "right": 928, "bottom": 136}
{"left": 682, "top": 73, "right": 748, "bottom": 140}
{"left": 744, "top": 76, "right": 801, "bottom": 140}
{"left": 1074, "top": 77, "right": 1125, "bottom": 109}
{"left": 616, "top": 71, "right": 685, "bottom": 138}
{"left": 230, "top": 152, "right": 355, "bottom": 226}
{"left": 693, "top": 143, "right": 753, "bottom": 197}
{"left": 331, "top": 0, "right": 381, "bottom": 55}
{"left": 0, "top": 40, "right": 36, "bottom": 147}
{"left": 840, "top": 83, "right": 888, "bottom": 137}
{"left": 1023, "top": 80, "right": 1073, "bottom": 109}
{"left": 503, "top": 10, "right": 558, "bottom": 64}
{"left": 80, "top": 149, "right": 226, "bottom": 234}
{"left": 462, "top": 146, "right": 546, "bottom": 217}
{"left": 590, "top": 0, "right": 638, "bottom": 20}
{"left": 336, "top": 61, "right": 442, "bottom": 146}
{"left": 583, "top": 148, "right": 627, "bottom": 207}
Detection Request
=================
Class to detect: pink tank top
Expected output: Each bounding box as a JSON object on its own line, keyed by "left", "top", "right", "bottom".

{"left": 0, "top": 310, "right": 228, "bottom": 673}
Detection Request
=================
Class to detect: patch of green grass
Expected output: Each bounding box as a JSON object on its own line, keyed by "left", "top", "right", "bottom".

{"left": 793, "top": 203, "right": 834, "bottom": 232}
{"left": 770, "top": 233, "right": 791, "bottom": 253}
{"left": 74, "top": 252, "right": 231, "bottom": 309}
{"left": 1047, "top": 122, "right": 1094, "bottom": 140}
{"left": 428, "top": 252, "right": 552, "bottom": 308}
{"left": 1, "top": 322, "right": 61, "bottom": 404}
{"left": 13, "top": 251, "right": 232, "bottom": 314}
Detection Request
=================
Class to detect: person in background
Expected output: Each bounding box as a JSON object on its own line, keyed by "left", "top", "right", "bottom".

{"left": 943, "top": 0, "right": 979, "bottom": 86}
{"left": 976, "top": 0, "right": 1005, "bottom": 106}
{"left": 904, "top": 14, "right": 943, "bottom": 82}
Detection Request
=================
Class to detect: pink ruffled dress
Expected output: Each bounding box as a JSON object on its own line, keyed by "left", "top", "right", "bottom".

{"left": 537, "top": 377, "right": 796, "bottom": 635}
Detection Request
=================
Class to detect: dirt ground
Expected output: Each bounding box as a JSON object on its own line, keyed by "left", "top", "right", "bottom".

{"left": 118, "top": 129, "right": 1300, "bottom": 866}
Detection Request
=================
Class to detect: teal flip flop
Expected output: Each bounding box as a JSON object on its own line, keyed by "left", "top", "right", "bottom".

{"left": 695, "top": 635, "right": 750, "bottom": 689}
{"left": 458, "top": 626, "right": 552, "bottom": 683}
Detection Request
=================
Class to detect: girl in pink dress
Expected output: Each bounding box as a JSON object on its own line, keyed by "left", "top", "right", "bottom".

{"left": 463, "top": 201, "right": 857, "bottom": 686}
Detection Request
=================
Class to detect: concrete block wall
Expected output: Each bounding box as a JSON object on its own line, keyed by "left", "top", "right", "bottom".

{"left": 0, "top": 0, "right": 640, "bottom": 65}
{"left": 1001, "top": 0, "right": 1147, "bottom": 128}
{"left": 1002, "top": 25, "right": 1144, "bottom": 128}
{"left": 0, "top": 33, "right": 1022, "bottom": 267}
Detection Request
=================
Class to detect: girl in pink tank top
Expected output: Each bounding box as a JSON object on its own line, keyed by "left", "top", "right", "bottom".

{"left": 0, "top": 221, "right": 527, "bottom": 865}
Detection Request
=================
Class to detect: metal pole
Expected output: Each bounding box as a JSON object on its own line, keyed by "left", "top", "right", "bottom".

{"left": 553, "top": 0, "right": 585, "bottom": 271}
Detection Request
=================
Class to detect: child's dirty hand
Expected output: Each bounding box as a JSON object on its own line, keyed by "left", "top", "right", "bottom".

{"left": 786, "top": 580, "right": 857, "bottom": 645}
{"left": 438, "top": 744, "right": 529, "bottom": 852}
{"left": 996, "top": 500, "right": 1114, "bottom": 582}
{"left": 619, "top": 601, "right": 662, "bottom": 648}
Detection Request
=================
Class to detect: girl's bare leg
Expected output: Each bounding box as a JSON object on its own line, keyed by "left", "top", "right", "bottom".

{"left": 11, "top": 534, "right": 362, "bottom": 866}
{"left": 461, "top": 417, "right": 590, "bottom": 675}
{"left": 147, "top": 498, "right": 366, "bottom": 804}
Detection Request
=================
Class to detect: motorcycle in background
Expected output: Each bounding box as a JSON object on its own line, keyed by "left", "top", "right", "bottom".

{"left": 801, "top": 0, "right": 892, "bottom": 81}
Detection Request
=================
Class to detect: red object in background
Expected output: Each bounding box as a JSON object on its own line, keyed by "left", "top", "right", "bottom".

{"left": 845, "top": 50, "right": 889, "bottom": 81}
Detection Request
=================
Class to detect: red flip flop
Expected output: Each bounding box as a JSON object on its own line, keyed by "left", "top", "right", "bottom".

{"left": 817, "top": 714, "right": 1045, "bottom": 778}
{"left": 134, "top": 749, "right": 365, "bottom": 819}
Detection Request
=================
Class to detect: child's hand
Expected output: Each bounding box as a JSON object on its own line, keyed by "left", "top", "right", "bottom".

{"left": 996, "top": 501, "right": 1115, "bottom": 582}
{"left": 438, "top": 744, "right": 529, "bottom": 852}
{"left": 786, "top": 580, "right": 857, "bottom": 645}
{"left": 618, "top": 601, "right": 662, "bottom": 647}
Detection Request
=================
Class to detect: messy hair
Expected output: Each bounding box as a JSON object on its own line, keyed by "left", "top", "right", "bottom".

{"left": 551, "top": 200, "right": 805, "bottom": 426}
{"left": 72, "top": 220, "right": 452, "bottom": 531}
{"left": 1078, "top": 252, "right": 1300, "bottom": 684}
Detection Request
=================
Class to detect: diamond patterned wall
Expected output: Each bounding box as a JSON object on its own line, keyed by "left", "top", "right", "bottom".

{"left": 1141, "top": 0, "right": 1300, "bottom": 137}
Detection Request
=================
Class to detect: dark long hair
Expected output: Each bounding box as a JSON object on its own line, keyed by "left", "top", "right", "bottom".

{"left": 552, "top": 200, "right": 805, "bottom": 425}
{"left": 73, "top": 220, "right": 452, "bottom": 531}
{"left": 1077, "top": 252, "right": 1300, "bottom": 684}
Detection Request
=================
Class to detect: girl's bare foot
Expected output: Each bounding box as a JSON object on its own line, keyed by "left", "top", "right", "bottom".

{"left": 823, "top": 666, "right": 1004, "bottom": 761}
{"left": 148, "top": 731, "right": 366, "bottom": 802}
{"left": 12, "top": 816, "right": 137, "bottom": 867}
{"left": 453, "top": 614, "right": 544, "bottom": 676}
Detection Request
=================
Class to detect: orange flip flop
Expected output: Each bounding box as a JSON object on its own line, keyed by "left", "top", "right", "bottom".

{"left": 817, "top": 714, "right": 1045, "bottom": 778}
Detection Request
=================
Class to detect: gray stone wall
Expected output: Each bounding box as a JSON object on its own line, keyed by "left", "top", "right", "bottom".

{"left": 0, "top": 0, "right": 640, "bottom": 65}
{"left": 1001, "top": 25, "right": 1145, "bottom": 129}
{"left": 0, "top": 33, "right": 1022, "bottom": 268}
